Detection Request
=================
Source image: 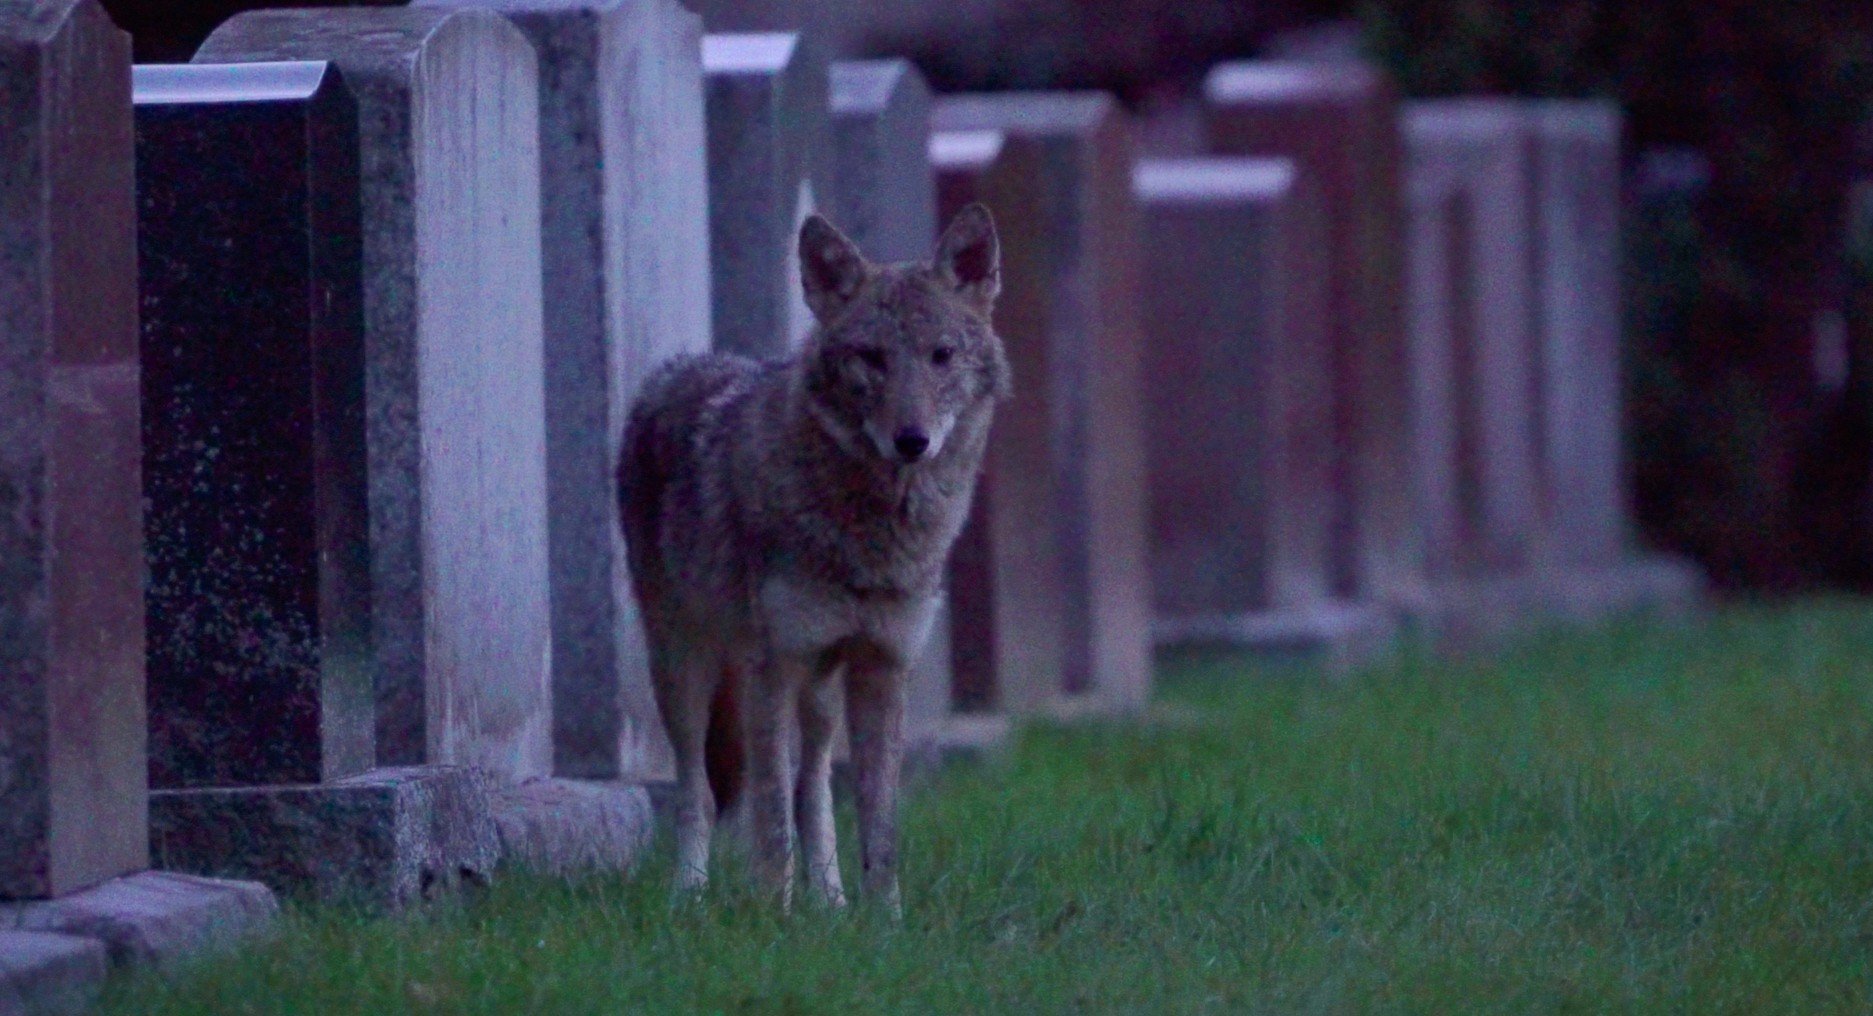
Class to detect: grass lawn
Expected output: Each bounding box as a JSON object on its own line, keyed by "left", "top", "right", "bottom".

{"left": 102, "top": 600, "right": 1873, "bottom": 1013}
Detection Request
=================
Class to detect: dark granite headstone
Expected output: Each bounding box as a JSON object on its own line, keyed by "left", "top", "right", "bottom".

{"left": 933, "top": 92, "right": 1152, "bottom": 714}
{"left": 134, "top": 61, "right": 373, "bottom": 791}
{"left": 1203, "top": 61, "right": 1421, "bottom": 613}
{"left": 702, "top": 31, "right": 832, "bottom": 358}
{"left": 197, "top": 9, "right": 554, "bottom": 779}
{"left": 932, "top": 129, "right": 1067, "bottom": 718}
{"left": 0, "top": 0, "right": 147, "bottom": 900}
{"left": 416, "top": 0, "right": 712, "bottom": 784}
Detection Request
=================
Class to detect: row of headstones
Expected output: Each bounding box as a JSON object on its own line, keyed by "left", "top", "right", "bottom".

{"left": 1, "top": 0, "right": 1697, "bottom": 929}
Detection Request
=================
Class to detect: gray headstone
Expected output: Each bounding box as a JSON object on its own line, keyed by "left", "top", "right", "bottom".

{"left": 197, "top": 9, "right": 554, "bottom": 780}
{"left": 0, "top": 930, "right": 104, "bottom": 1015}
{"left": 933, "top": 92, "right": 1152, "bottom": 714}
{"left": 1203, "top": 61, "right": 1419, "bottom": 612}
{"left": 703, "top": 31, "right": 832, "bottom": 358}
{"left": 133, "top": 61, "right": 374, "bottom": 790}
{"left": 0, "top": 0, "right": 147, "bottom": 900}
{"left": 1402, "top": 100, "right": 1543, "bottom": 580}
{"left": 1526, "top": 100, "right": 1629, "bottom": 567}
{"left": 1134, "top": 157, "right": 1334, "bottom": 618}
{"left": 415, "top": 0, "right": 712, "bottom": 783}
{"left": 828, "top": 59, "right": 935, "bottom": 263}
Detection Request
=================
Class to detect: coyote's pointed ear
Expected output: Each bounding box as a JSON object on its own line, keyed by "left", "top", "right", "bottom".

{"left": 799, "top": 214, "right": 870, "bottom": 324}
{"left": 934, "top": 203, "right": 1000, "bottom": 314}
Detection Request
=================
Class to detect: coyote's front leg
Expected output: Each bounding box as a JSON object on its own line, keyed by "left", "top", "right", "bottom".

{"left": 845, "top": 656, "right": 906, "bottom": 918}
{"left": 746, "top": 654, "right": 807, "bottom": 909}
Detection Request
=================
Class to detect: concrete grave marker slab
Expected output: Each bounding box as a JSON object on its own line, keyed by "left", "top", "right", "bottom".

{"left": 1402, "top": 100, "right": 1543, "bottom": 584}
{"left": 197, "top": 9, "right": 553, "bottom": 780}
{"left": 0, "top": 0, "right": 146, "bottom": 901}
{"left": 1204, "top": 61, "right": 1420, "bottom": 614}
{"left": 416, "top": 0, "right": 713, "bottom": 784}
{"left": 933, "top": 92, "right": 1152, "bottom": 714}
{"left": 931, "top": 128, "right": 1066, "bottom": 722}
{"left": 134, "top": 60, "right": 372, "bottom": 791}
{"left": 702, "top": 31, "right": 831, "bottom": 359}
{"left": 1134, "top": 159, "right": 1331, "bottom": 611}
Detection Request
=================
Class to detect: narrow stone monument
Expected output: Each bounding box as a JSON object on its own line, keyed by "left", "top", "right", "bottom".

{"left": 132, "top": 59, "right": 501, "bottom": 905}
{"left": 1521, "top": 100, "right": 1703, "bottom": 619}
{"left": 703, "top": 31, "right": 832, "bottom": 359}
{"left": 1204, "top": 61, "right": 1421, "bottom": 619}
{"left": 0, "top": 0, "right": 146, "bottom": 905}
{"left": 416, "top": 0, "right": 713, "bottom": 792}
{"left": 1400, "top": 100, "right": 1544, "bottom": 642}
{"left": 933, "top": 92, "right": 1152, "bottom": 714}
{"left": 827, "top": 57, "right": 952, "bottom": 760}
{"left": 1134, "top": 157, "right": 1394, "bottom": 667}
{"left": 197, "top": 9, "right": 554, "bottom": 781}
{"left": 931, "top": 128, "right": 1067, "bottom": 738}
{"left": 1, "top": 4, "right": 276, "bottom": 994}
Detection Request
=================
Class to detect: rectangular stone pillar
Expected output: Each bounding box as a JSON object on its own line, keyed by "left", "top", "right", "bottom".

{"left": 827, "top": 56, "right": 952, "bottom": 756}
{"left": 0, "top": 0, "right": 146, "bottom": 900}
{"left": 932, "top": 129, "right": 1066, "bottom": 721}
{"left": 417, "top": 0, "right": 712, "bottom": 784}
{"left": 135, "top": 60, "right": 373, "bottom": 791}
{"left": 1526, "top": 100, "right": 1629, "bottom": 568}
{"left": 1203, "top": 61, "right": 1420, "bottom": 614}
{"left": 197, "top": 9, "right": 553, "bottom": 780}
{"left": 1402, "top": 100, "right": 1543, "bottom": 585}
{"left": 933, "top": 92, "right": 1152, "bottom": 714}
{"left": 1136, "top": 157, "right": 1328, "bottom": 614}
{"left": 703, "top": 31, "right": 831, "bottom": 359}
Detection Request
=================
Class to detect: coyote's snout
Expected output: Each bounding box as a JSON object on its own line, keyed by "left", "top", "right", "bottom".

{"left": 618, "top": 204, "right": 1008, "bottom": 914}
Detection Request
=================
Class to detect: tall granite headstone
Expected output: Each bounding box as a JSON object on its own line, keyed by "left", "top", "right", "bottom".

{"left": 135, "top": 60, "right": 372, "bottom": 791}
{"left": 933, "top": 92, "right": 1152, "bottom": 714}
{"left": 1133, "top": 158, "right": 1333, "bottom": 617}
{"left": 0, "top": 0, "right": 147, "bottom": 900}
{"left": 416, "top": 0, "right": 713, "bottom": 784}
{"left": 197, "top": 9, "right": 553, "bottom": 780}
{"left": 702, "top": 31, "right": 831, "bottom": 359}
{"left": 932, "top": 129, "right": 1066, "bottom": 724}
{"left": 1402, "top": 100, "right": 1542, "bottom": 586}
{"left": 1204, "top": 61, "right": 1420, "bottom": 614}
{"left": 827, "top": 57, "right": 952, "bottom": 753}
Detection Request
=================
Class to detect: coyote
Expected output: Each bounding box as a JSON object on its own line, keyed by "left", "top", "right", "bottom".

{"left": 618, "top": 205, "right": 1007, "bottom": 913}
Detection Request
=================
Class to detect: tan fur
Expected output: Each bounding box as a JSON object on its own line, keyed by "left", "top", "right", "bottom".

{"left": 618, "top": 205, "right": 1007, "bottom": 913}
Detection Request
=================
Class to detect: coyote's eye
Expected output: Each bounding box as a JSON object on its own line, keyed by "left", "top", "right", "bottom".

{"left": 931, "top": 346, "right": 955, "bottom": 367}
{"left": 855, "top": 348, "right": 887, "bottom": 372}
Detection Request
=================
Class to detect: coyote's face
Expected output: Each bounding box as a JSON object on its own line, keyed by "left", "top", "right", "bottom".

{"left": 798, "top": 205, "right": 1010, "bottom": 467}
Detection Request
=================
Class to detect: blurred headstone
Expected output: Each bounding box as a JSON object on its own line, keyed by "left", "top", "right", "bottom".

{"left": 933, "top": 92, "right": 1152, "bottom": 714}
{"left": 1135, "top": 157, "right": 1394, "bottom": 666}
{"left": 703, "top": 31, "right": 831, "bottom": 358}
{"left": 1203, "top": 61, "right": 1420, "bottom": 616}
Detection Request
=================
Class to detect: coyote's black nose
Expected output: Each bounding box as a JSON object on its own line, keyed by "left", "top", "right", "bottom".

{"left": 894, "top": 428, "right": 930, "bottom": 461}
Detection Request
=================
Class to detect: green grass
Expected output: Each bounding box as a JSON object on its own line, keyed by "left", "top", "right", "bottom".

{"left": 103, "top": 600, "right": 1873, "bottom": 1013}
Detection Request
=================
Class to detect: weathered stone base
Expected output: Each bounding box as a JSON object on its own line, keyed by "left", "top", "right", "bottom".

{"left": 1153, "top": 601, "right": 1400, "bottom": 672}
{"left": 0, "top": 931, "right": 106, "bottom": 1016}
{"left": 0, "top": 871, "right": 275, "bottom": 974}
{"left": 150, "top": 766, "right": 499, "bottom": 909}
{"left": 488, "top": 779, "right": 653, "bottom": 877}
{"left": 1417, "top": 554, "right": 1706, "bottom": 650}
